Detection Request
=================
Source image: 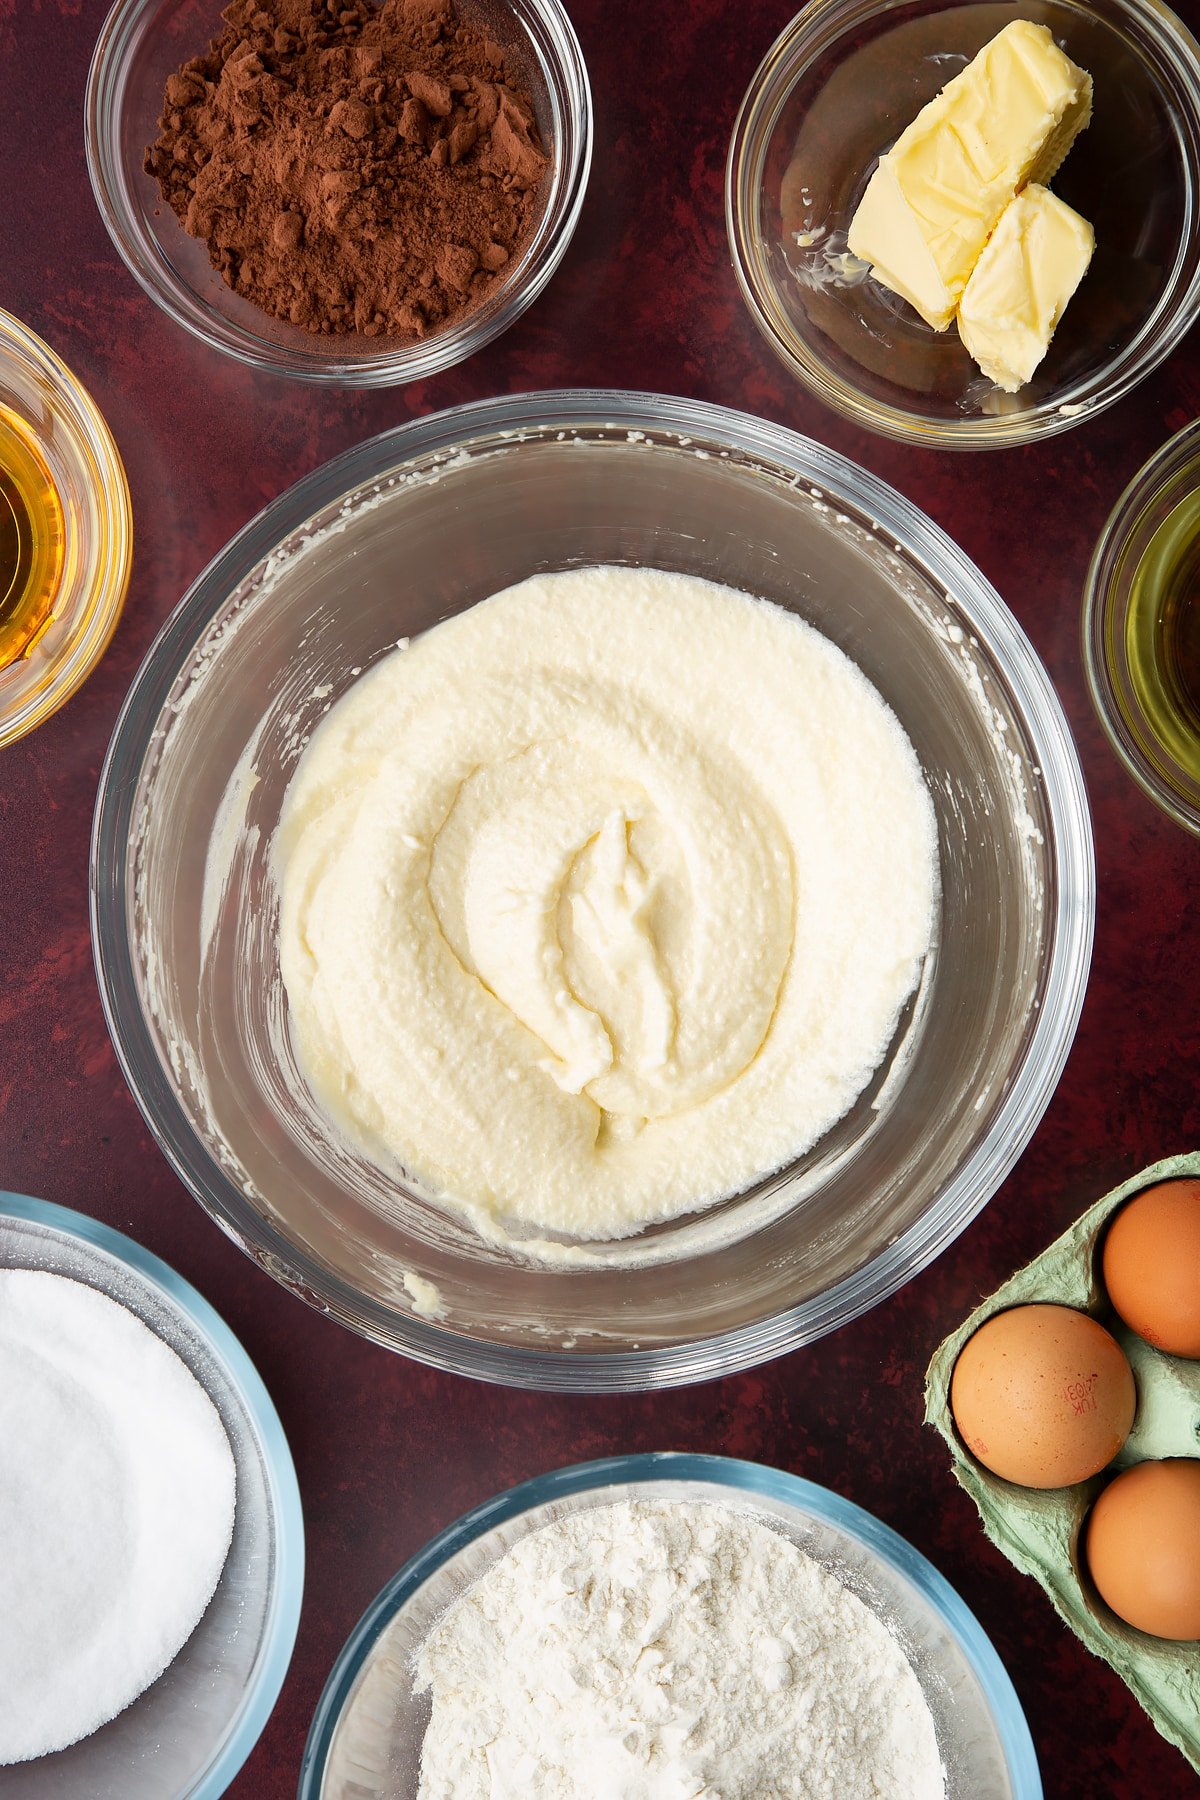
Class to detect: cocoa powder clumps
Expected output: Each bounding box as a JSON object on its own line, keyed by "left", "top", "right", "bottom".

{"left": 144, "top": 0, "right": 549, "bottom": 341}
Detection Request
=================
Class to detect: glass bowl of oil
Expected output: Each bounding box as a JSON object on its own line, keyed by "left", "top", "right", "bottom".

{"left": 92, "top": 391, "right": 1093, "bottom": 1392}
{"left": 85, "top": 0, "right": 590, "bottom": 388}
{"left": 0, "top": 310, "right": 132, "bottom": 748}
{"left": 1084, "top": 420, "right": 1200, "bottom": 835}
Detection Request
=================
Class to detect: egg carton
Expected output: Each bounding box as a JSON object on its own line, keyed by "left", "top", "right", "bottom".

{"left": 924, "top": 1151, "right": 1200, "bottom": 1776}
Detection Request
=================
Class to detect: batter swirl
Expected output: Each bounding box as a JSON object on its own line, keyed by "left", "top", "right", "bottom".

{"left": 274, "top": 566, "right": 938, "bottom": 1242}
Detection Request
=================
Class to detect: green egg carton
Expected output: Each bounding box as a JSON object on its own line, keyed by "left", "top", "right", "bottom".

{"left": 924, "top": 1151, "right": 1200, "bottom": 1776}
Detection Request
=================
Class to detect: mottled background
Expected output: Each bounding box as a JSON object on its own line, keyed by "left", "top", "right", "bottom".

{"left": 2, "top": 0, "right": 1199, "bottom": 1793}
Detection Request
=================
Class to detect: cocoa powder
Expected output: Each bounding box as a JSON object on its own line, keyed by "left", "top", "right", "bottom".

{"left": 145, "top": 0, "right": 549, "bottom": 340}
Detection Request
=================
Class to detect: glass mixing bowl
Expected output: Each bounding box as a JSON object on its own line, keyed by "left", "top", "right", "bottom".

{"left": 727, "top": 0, "right": 1200, "bottom": 448}
{"left": 91, "top": 391, "right": 1094, "bottom": 1390}
{"left": 298, "top": 1453, "right": 1042, "bottom": 1799}
{"left": 1083, "top": 417, "right": 1200, "bottom": 836}
{"left": 0, "top": 1192, "right": 303, "bottom": 1800}
{"left": 85, "top": 0, "right": 591, "bottom": 385}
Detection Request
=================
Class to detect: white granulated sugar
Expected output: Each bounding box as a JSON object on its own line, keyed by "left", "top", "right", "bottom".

{"left": 414, "top": 1498, "right": 945, "bottom": 1799}
{"left": 0, "top": 1271, "right": 237, "bottom": 1764}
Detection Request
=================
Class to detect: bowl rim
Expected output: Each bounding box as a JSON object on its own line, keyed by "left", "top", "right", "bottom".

{"left": 725, "top": 0, "right": 1200, "bottom": 450}
{"left": 296, "top": 1450, "right": 1044, "bottom": 1799}
{"left": 0, "top": 308, "right": 133, "bottom": 747}
{"left": 1081, "top": 414, "right": 1200, "bottom": 835}
{"left": 90, "top": 388, "right": 1095, "bottom": 1392}
{"left": 0, "top": 1188, "right": 305, "bottom": 1799}
{"left": 83, "top": 0, "right": 593, "bottom": 387}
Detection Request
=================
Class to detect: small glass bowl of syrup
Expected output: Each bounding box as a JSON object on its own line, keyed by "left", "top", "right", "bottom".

{"left": 0, "top": 310, "right": 131, "bottom": 747}
{"left": 1084, "top": 420, "right": 1200, "bottom": 835}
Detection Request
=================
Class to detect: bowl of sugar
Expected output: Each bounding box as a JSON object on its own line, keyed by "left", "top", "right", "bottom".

{"left": 0, "top": 1192, "right": 303, "bottom": 1799}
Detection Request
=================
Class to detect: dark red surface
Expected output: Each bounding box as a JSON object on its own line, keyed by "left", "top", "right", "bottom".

{"left": 3, "top": 2, "right": 1200, "bottom": 1795}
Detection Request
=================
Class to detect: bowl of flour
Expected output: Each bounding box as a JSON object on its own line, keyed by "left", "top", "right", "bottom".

{"left": 0, "top": 1192, "right": 304, "bottom": 1800}
{"left": 92, "top": 389, "right": 1094, "bottom": 1388}
{"left": 298, "top": 1453, "right": 1041, "bottom": 1798}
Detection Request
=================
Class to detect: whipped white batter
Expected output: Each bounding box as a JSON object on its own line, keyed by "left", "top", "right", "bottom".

{"left": 274, "top": 567, "right": 938, "bottom": 1242}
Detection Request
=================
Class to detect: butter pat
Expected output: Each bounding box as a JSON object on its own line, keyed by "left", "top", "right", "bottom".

{"left": 958, "top": 184, "right": 1094, "bottom": 391}
{"left": 847, "top": 20, "right": 1092, "bottom": 330}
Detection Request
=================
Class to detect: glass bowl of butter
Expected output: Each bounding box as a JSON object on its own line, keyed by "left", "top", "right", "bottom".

{"left": 727, "top": 0, "right": 1200, "bottom": 448}
{"left": 91, "top": 391, "right": 1094, "bottom": 1391}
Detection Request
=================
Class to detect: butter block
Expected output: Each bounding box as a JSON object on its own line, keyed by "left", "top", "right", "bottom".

{"left": 957, "top": 183, "right": 1094, "bottom": 391}
{"left": 847, "top": 19, "right": 1093, "bottom": 330}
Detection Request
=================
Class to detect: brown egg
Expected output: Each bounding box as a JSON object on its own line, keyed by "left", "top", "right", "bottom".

{"left": 1102, "top": 1177, "right": 1200, "bottom": 1358}
{"left": 950, "top": 1303, "right": 1135, "bottom": 1488}
{"left": 1085, "top": 1459, "right": 1200, "bottom": 1639}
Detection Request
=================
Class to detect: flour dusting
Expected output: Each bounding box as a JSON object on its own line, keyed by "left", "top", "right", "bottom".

{"left": 413, "top": 1499, "right": 946, "bottom": 1797}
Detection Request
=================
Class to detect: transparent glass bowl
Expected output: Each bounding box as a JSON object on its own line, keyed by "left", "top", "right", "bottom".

{"left": 298, "top": 1453, "right": 1042, "bottom": 1799}
{"left": 0, "top": 1192, "right": 303, "bottom": 1800}
{"left": 727, "top": 0, "right": 1200, "bottom": 448}
{"left": 0, "top": 310, "right": 132, "bottom": 746}
{"left": 91, "top": 391, "right": 1094, "bottom": 1391}
{"left": 85, "top": 0, "right": 591, "bottom": 385}
{"left": 1083, "top": 418, "right": 1200, "bottom": 835}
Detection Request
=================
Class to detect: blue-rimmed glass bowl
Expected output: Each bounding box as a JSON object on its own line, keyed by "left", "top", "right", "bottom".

{"left": 299, "top": 1452, "right": 1041, "bottom": 1798}
{"left": 0, "top": 1192, "right": 304, "bottom": 1800}
{"left": 727, "top": 0, "right": 1200, "bottom": 448}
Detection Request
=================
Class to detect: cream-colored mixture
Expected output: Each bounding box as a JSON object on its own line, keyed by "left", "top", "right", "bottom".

{"left": 274, "top": 566, "right": 938, "bottom": 1243}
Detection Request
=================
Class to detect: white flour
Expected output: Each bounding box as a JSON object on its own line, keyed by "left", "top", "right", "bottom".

{"left": 0, "top": 1271, "right": 237, "bottom": 1764}
{"left": 414, "top": 1499, "right": 945, "bottom": 1798}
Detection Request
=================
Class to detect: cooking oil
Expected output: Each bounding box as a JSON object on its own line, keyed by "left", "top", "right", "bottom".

{"left": 0, "top": 403, "right": 65, "bottom": 670}
{"left": 1123, "top": 486, "right": 1200, "bottom": 781}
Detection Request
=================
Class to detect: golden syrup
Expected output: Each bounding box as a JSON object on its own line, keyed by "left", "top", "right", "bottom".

{"left": 1123, "top": 487, "right": 1200, "bottom": 783}
{"left": 0, "top": 404, "right": 65, "bottom": 670}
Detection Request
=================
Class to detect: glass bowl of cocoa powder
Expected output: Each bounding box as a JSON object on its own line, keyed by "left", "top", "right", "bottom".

{"left": 85, "top": 0, "right": 590, "bottom": 385}
{"left": 92, "top": 391, "right": 1094, "bottom": 1394}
